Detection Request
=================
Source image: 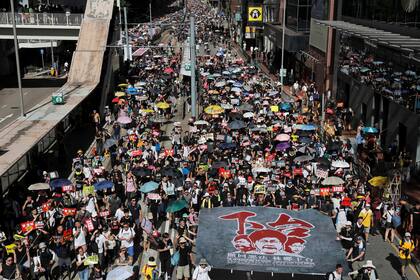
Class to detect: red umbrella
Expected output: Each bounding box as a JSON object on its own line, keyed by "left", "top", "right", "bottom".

{"left": 164, "top": 67, "right": 174, "bottom": 74}
{"left": 112, "top": 97, "right": 120, "bottom": 103}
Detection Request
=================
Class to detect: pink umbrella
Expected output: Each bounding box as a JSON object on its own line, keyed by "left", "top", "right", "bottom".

{"left": 164, "top": 67, "right": 174, "bottom": 74}
{"left": 275, "top": 134, "right": 290, "bottom": 141}
{"left": 117, "top": 116, "right": 132, "bottom": 124}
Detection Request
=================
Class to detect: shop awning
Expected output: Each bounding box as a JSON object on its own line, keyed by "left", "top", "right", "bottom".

{"left": 315, "top": 20, "right": 420, "bottom": 53}
{"left": 195, "top": 207, "right": 346, "bottom": 275}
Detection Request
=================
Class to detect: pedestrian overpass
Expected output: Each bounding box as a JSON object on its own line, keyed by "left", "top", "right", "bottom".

{"left": 0, "top": 0, "right": 115, "bottom": 193}
{"left": 0, "top": 12, "right": 82, "bottom": 40}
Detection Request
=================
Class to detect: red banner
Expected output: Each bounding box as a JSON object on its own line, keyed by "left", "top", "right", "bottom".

{"left": 20, "top": 221, "right": 35, "bottom": 233}
{"left": 331, "top": 186, "right": 344, "bottom": 193}
{"left": 63, "top": 229, "right": 73, "bottom": 241}
{"left": 62, "top": 185, "right": 75, "bottom": 192}
{"left": 319, "top": 188, "right": 330, "bottom": 196}
{"left": 84, "top": 218, "right": 95, "bottom": 232}
{"left": 63, "top": 208, "right": 77, "bottom": 217}
{"left": 42, "top": 202, "right": 50, "bottom": 213}
{"left": 99, "top": 210, "right": 109, "bottom": 218}
{"left": 164, "top": 149, "right": 174, "bottom": 157}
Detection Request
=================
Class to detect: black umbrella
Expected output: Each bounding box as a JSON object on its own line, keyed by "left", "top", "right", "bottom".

{"left": 212, "top": 161, "right": 228, "bottom": 169}
{"left": 132, "top": 168, "right": 152, "bottom": 177}
{"left": 229, "top": 120, "right": 247, "bottom": 130}
{"left": 238, "top": 103, "right": 253, "bottom": 112}
{"left": 161, "top": 167, "right": 183, "bottom": 178}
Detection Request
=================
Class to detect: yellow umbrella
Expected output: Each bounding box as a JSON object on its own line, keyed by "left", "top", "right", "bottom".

{"left": 368, "top": 176, "right": 388, "bottom": 187}
{"left": 140, "top": 109, "right": 155, "bottom": 114}
{"left": 204, "top": 105, "right": 224, "bottom": 115}
{"left": 156, "top": 102, "right": 170, "bottom": 109}
{"left": 114, "top": 91, "right": 126, "bottom": 97}
{"left": 118, "top": 83, "right": 129, "bottom": 88}
{"left": 208, "top": 90, "right": 220, "bottom": 95}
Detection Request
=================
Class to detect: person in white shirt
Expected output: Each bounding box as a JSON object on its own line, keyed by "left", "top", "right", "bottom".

{"left": 192, "top": 258, "right": 211, "bottom": 280}
{"left": 118, "top": 222, "right": 135, "bottom": 258}
{"left": 328, "top": 264, "right": 343, "bottom": 280}
{"left": 91, "top": 229, "right": 106, "bottom": 266}
{"left": 114, "top": 205, "right": 125, "bottom": 222}
{"left": 73, "top": 221, "right": 87, "bottom": 252}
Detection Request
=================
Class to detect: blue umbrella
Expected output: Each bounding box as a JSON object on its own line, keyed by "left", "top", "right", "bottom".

{"left": 126, "top": 87, "right": 139, "bottom": 95}
{"left": 50, "top": 178, "right": 72, "bottom": 190}
{"left": 295, "top": 124, "right": 317, "bottom": 131}
{"left": 94, "top": 180, "right": 114, "bottom": 190}
{"left": 140, "top": 181, "right": 159, "bottom": 193}
{"left": 182, "top": 167, "right": 190, "bottom": 175}
{"left": 280, "top": 103, "right": 291, "bottom": 111}
{"left": 219, "top": 143, "right": 237, "bottom": 150}
{"left": 362, "top": 127, "right": 378, "bottom": 134}
{"left": 233, "top": 82, "right": 243, "bottom": 88}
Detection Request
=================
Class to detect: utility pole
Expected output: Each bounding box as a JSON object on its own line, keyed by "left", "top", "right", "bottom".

{"left": 117, "top": 0, "right": 122, "bottom": 44}
{"left": 149, "top": 0, "right": 152, "bottom": 23}
{"left": 50, "top": 40, "right": 54, "bottom": 68}
{"left": 10, "top": 0, "right": 25, "bottom": 117}
{"left": 280, "top": 0, "right": 286, "bottom": 92}
{"left": 190, "top": 15, "right": 197, "bottom": 118}
{"left": 124, "top": 7, "right": 130, "bottom": 61}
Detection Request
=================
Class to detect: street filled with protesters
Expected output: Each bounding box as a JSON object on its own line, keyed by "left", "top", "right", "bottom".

{"left": 0, "top": 1, "right": 419, "bottom": 280}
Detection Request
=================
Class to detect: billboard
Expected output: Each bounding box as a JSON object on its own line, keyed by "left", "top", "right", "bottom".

{"left": 309, "top": 18, "right": 328, "bottom": 53}
{"left": 196, "top": 207, "right": 346, "bottom": 275}
{"left": 248, "top": 6, "right": 263, "bottom": 23}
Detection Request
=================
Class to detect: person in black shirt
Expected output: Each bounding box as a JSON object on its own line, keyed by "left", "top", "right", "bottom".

{"left": 339, "top": 221, "right": 355, "bottom": 250}
{"left": 0, "top": 255, "right": 19, "bottom": 280}
{"left": 14, "top": 241, "right": 30, "bottom": 278}
{"left": 157, "top": 233, "right": 173, "bottom": 279}
{"left": 176, "top": 237, "right": 192, "bottom": 280}
{"left": 120, "top": 209, "right": 134, "bottom": 228}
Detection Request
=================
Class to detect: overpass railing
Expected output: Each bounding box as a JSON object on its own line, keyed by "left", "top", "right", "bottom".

{"left": 0, "top": 12, "right": 83, "bottom": 26}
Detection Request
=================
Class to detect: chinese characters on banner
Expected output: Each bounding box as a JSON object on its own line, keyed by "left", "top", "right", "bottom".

{"left": 63, "top": 208, "right": 77, "bottom": 217}
{"left": 20, "top": 221, "right": 35, "bottom": 233}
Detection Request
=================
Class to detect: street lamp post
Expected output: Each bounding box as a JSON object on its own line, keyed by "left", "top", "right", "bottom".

{"left": 10, "top": 0, "right": 25, "bottom": 117}
{"left": 280, "top": 0, "right": 286, "bottom": 92}
{"left": 190, "top": 15, "right": 197, "bottom": 118}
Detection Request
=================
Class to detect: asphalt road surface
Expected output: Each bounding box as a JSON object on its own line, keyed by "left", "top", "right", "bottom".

{"left": 0, "top": 86, "right": 60, "bottom": 130}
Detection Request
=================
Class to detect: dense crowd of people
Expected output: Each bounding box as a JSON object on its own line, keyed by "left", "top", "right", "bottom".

{"left": 340, "top": 37, "right": 420, "bottom": 111}
{"left": 0, "top": 1, "right": 418, "bottom": 280}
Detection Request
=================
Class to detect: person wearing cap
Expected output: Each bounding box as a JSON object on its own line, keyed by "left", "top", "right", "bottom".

{"left": 192, "top": 258, "right": 211, "bottom": 280}
{"left": 338, "top": 221, "right": 354, "bottom": 250}
{"left": 141, "top": 256, "right": 159, "bottom": 280}
{"left": 399, "top": 232, "right": 415, "bottom": 279}
{"left": 176, "top": 236, "right": 192, "bottom": 280}
{"left": 358, "top": 204, "right": 373, "bottom": 244}
{"left": 200, "top": 193, "right": 213, "bottom": 209}
{"left": 346, "top": 236, "right": 366, "bottom": 271}
{"left": 348, "top": 260, "right": 379, "bottom": 280}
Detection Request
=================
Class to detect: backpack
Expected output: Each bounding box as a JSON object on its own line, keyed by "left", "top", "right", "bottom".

{"left": 325, "top": 272, "right": 335, "bottom": 280}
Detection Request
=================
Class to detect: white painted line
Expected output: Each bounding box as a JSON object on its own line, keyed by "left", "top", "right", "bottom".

{"left": 0, "top": 113, "right": 14, "bottom": 124}
{"left": 1, "top": 104, "right": 7, "bottom": 108}
{"left": 24, "top": 92, "right": 29, "bottom": 96}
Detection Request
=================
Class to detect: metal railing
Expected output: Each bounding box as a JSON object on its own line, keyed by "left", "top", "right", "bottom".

{"left": 0, "top": 12, "right": 83, "bottom": 26}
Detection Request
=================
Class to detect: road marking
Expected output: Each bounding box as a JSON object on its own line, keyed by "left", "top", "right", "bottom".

{"left": 24, "top": 91, "right": 29, "bottom": 95}
{"left": 0, "top": 113, "right": 14, "bottom": 124}
{"left": 1, "top": 104, "right": 7, "bottom": 108}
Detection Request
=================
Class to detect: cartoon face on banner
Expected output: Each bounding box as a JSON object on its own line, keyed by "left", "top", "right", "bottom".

{"left": 219, "top": 211, "right": 314, "bottom": 256}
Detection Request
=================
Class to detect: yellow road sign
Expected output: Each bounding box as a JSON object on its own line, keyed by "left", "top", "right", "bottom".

{"left": 248, "top": 6, "right": 263, "bottom": 22}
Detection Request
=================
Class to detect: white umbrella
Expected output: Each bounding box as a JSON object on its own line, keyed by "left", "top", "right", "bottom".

{"left": 231, "top": 87, "right": 241, "bottom": 92}
{"left": 252, "top": 167, "right": 272, "bottom": 173}
{"left": 215, "top": 81, "right": 226, "bottom": 88}
{"left": 243, "top": 112, "right": 254, "bottom": 118}
{"left": 106, "top": 266, "right": 133, "bottom": 280}
{"left": 221, "top": 103, "right": 233, "bottom": 109}
{"left": 322, "top": 176, "right": 345, "bottom": 186}
{"left": 331, "top": 160, "right": 350, "bottom": 169}
{"left": 28, "top": 183, "right": 50, "bottom": 191}
{"left": 194, "top": 120, "right": 209, "bottom": 126}
{"left": 293, "top": 155, "right": 313, "bottom": 163}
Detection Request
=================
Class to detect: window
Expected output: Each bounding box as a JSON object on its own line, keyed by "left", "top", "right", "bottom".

{"left": 286, "top": 0, "right": 312, "bottom": 32}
